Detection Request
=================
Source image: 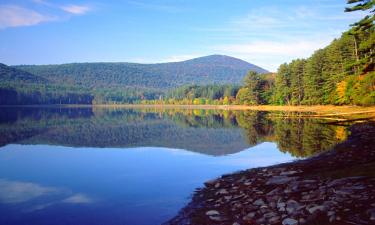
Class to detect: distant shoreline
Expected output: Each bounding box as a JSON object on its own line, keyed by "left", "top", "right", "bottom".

{"left": 1, "top": 104, "right": 375, "bottom": 116}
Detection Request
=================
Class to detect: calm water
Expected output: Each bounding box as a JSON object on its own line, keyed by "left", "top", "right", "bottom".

{"left": 0, "top": 107, "right": 348, "bottom": 225}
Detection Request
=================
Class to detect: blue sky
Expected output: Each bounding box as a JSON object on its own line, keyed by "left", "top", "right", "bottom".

{"left": 0, "top": 0, "right": 366, "bottom": 71}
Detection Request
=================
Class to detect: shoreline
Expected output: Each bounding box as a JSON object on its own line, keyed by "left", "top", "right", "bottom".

{"left": 165, "top": 122, "right": 375, "bottom": 225}
{"left": 1, "top": 104, "right": 375, "bottom": 115}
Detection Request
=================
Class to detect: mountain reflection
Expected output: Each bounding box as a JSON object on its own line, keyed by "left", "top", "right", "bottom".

{"left": 0, "top": 107, "right": 348, "bottom": 157}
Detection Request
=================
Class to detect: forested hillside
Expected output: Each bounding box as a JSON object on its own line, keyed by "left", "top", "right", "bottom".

{"left": 14, "top": 55, "right": 267, "bottom": 89}
{"left": 237, "top": 0, "right": 374, "bottom": 106}
{"left": 0, "top": 55, "right": 266, "bottom": 105}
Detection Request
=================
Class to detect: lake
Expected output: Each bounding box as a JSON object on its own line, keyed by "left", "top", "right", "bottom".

{"left": 0, "top": 106, "right": 348, "bottom": 225}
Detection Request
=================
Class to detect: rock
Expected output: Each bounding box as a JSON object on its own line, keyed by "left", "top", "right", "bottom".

{"left": 232, "top": 222, "right": 240, "bottom": 225}
{"left": 267, "top": 187, "right": 281, "bottom": 196}
{"left": 327, "top": 211, "right": 335, "bottom": 217}
{"left": 214, "top": 182, "right": 220, "bottom": 188}
{"left": 209, "top": 215, "right": 222, "bottom": 221}
{"left": 266, "top": 176, "right": 296, "bottom": 185}
{"left": 217, "top": 189, "right": 228, "bottom": 195}
{"left": 224, "top": 195, "right": 232, "bottom": 201}
{"left": 286, "top": 200, "right": 300, "bottom": 214}
{"left": 256, "top": 217, "right": 266, "bottom": 224}
{"left": 253, "top": 199, "right": 265, "bottom": 206}
{"left": 280, "top": 171, "right": 299, "bottom": 176}
{"left": 367, "top": 209, "right": 375, "bottom": 220}
{"left": 307, "top": 205, "right": 326, "bottom": 214}
{"left": 206, "top": 210, "right": 220, "bottom": 216}
{"left": 243, "top": 212, "right": 256, "bottom": 219}
{"left": 277, "top": 202, "right": 286, "bottom": 208}
{"left": 282, "top": 218, "right": 298, "bottom": 225}
{"left": 264, "top": 212, "right": 277, "bottom": 218}
{"left": 269, "top": 216, "right": 280, "bottom": 224}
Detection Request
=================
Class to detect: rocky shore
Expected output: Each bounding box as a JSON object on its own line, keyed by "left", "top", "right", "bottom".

{"left": 166, "top": 122, "right": 375, "bottom": 225}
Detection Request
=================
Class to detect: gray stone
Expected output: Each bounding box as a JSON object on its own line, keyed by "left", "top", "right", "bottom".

{"left": 217, "top": 189, "right": 228, "bottom": 195}
{"left": 327, "top": 211, "right": 335, "bottom": 217}
{"left": 253, "top": 198, "right": 265, "bottom": 206}
{"left": 277, "top": 202, "right": 286, "bottom": 208}
{"left": 286, "top": 200, "right": 300, "bottom": 214}
{"left": 266, "top": 176, "right": 296, "bottom": 185}
{"left": 282, "top": 218, "right": 298, "bottom": 225}
{"left": 267, "top": 187, "right": 281, "bottom": 196}
{"left": 308, "top": 205, "right": 326, "bottom": 214}
{"left": 264, "top": 212, "right": 277, "bottom": 218}
{"left": 243, "top": 212, "right": 256, "bottom": 219}
{"left": 232, "top": 222, "right": 240, "bottom": 225}
{"left": 209, "top": 215, "right": 222, "bottom": 221}
{"left": 224, "top": 195, "right": 232, "bottom": 201}
{"left": 367, "top": 209, "right": 375, "bottom": 220}
{"left": 206, "top": 210, "right": 220, "bottom": 216}
{"left": 280, "top": 171, "right": 299, "bottom": 176}
{"left": 269, "top": 216, "right": 280, "bottom": 224}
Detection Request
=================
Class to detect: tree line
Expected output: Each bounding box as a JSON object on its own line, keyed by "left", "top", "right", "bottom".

{"left": 163, "top": 0, "right": 374, "bottom": 106}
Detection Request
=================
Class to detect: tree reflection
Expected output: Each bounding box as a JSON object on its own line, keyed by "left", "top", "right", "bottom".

{"left": 0, "top": 107, "right": 348, "bottom": 157}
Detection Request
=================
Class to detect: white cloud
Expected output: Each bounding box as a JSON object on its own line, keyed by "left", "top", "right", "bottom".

{"left": 0, "top": 179, "right": 60, "bottom": 203}
{"left": 62, "top": 193, "right": 93, "bottom": 204}
{"left": 197, "top": 4, "right": 365, "bottom": 71}
{"left": 213, "top": 39, "right": 329, "bottom": 57}
{"left": 0, "top": 5, "right": 55, "bottom": 29}
{"left": 160, "top": 54, "right": 202, "bottom": 62}
{"left": 212, "top": 38, "right": 332, "bottom": 71}
{"left": 60, "top": 4, "right": 91, "bottom": 15}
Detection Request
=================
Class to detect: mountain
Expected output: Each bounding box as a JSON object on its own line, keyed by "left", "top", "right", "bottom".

{"left": 13, "top": 55, "right": 268, "bottom": 89}
{"left": 0, "top": 55, "right": 268, "bottom": 105}
{"left": 0, "top": 63, "right": 47, "bottom": 84}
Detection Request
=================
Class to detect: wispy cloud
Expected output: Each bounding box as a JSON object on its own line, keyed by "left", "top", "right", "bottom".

{"left": 195, "top": 4, "right": 364, "bottom": 71}
{"left": 0, "top": 1, "right": 93, "bottom": 29}
{"left": 60, "top": 4, "right": 91, "bottom": 15}
{"left": 0, "top": 5, "right": 55, "bottom": 29}
{"left": 211, "top": 38, "right": 332, "bottom": 71}
{"left": 62, "top": 193, "right": 94, "bottom": 204}
{"left": 0, "top": 179, "right": 60, "bottom": 203}
{"left": 213, "top": 39, "right": 330, "bottom": 57}
{"left": 0, "top": 179, "right": 95, "bottom": 212}
{"left": 160, "top": 54, "right": 202, "bottom": 62}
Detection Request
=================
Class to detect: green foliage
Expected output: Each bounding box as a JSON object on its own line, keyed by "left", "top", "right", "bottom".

{"left": 269, "top": 1, "right": 374, "bottom": 106}
{"left": 165, "top": 84, "right": 240, "bottom": 105}
{"left": 236, "top": 72, "right": 275, "bottom": 105}
{"left": 14, "top": 55, "right": 267, "bottom": 90}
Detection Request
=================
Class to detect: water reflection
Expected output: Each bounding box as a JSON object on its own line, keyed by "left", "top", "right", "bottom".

{"left": 0, "top": 107, "right": 348, "bottom": 157}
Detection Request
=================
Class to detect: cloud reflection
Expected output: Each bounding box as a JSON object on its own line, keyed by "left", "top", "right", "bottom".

{"left": 0, "top": 179, "right": 95, "bottom": 210}
{"left": 0, "top": 179, "right": 60, "bottom": 204}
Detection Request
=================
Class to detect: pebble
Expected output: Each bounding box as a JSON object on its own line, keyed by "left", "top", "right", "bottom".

{"left": 209, "top": 215, "right": 222, "bottom": 221}
{"left": 253, "top": 198, "right": 265, "bottom": 206}
{"left": 307, "top": 205, "right": 326, "bottom": 214}
{"left": 206, "top": 210, "right": 220, "bottom": 216}
{"left": 266, "top": 176, "right": 295, "bottom": 185}
{"left": 269, "top": 216, "right": 280, "bottom": 224}
{"left": 282, "top": 218, "right": 298, "bottom": 225}
{"left": 217, "top": 189, "right": 228, "bottom": 195}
